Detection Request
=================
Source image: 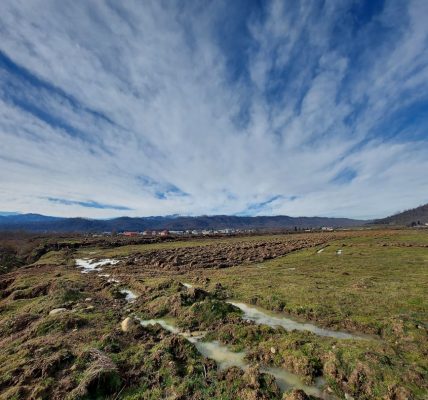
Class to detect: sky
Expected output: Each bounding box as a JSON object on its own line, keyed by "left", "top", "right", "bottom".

{"left": 0, "top": 0, "right": 427, "bottom": 220}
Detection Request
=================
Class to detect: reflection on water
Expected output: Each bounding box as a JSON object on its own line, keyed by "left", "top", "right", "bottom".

{"left": 189, "top": 339, "right": 246, "bottom": 370}
{"left": 138, "top": 319, "right": 331, "bottom": 398}
{"left": 265, "top": 367, "right": 326, "bottom": 397}
{"left": 229, "top": 302, "right": 365, "bottom": 340}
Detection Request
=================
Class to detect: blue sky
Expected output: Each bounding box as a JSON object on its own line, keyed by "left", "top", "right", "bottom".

{"left": 0, "top": 0, "right": 427, "bottom": 219}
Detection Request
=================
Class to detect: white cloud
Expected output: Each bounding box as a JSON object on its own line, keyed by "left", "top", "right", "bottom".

{"left": 0, "top": 0, "right": 427, "bottom": 219}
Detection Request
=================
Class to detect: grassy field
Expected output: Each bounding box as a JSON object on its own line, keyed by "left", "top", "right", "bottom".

{"left": 118, "top": 229, "right": 428, "bottom": 398}
{"left": 1, "top": 229, "right": 427, "bottom": 399}
{"left": 184, "top": 232, "right": 428, "bottom": 333}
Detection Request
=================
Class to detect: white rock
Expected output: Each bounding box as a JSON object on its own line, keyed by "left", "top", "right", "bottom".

{"left": 121, "top": 317, "right": 137, "bottom": 332}
{"left": 49, "top": 308, "right": 67, "bottom": 315}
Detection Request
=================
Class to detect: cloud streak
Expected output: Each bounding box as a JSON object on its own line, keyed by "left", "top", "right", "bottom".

{"left": 0, "top": 0, "right": 427, "bottom": 219}
{"left": 46, "top": 197, "right": 132, "bottom": 211}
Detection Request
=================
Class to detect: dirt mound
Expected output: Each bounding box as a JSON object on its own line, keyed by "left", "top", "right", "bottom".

{"left": 9, "top": 283, "right": 50, "bottom": 300}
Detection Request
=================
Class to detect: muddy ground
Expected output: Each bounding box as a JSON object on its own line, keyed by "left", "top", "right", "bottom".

{"left": 124, "top": 235, "right": 334, "bottom": 272}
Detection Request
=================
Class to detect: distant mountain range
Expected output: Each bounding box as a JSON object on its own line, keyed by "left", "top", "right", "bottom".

{"left": 373, "top": 203, "right": 428, "bottom": 226}
{"left": 0, "top": 213, "right": 366, "bottom": 232}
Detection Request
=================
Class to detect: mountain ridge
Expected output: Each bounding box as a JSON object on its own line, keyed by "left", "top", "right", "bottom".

{"left": 373, "top": 203, "right": 428, "bottom": 226}
{"left": 0, "top": 213, "right": 366, "bottom": 232}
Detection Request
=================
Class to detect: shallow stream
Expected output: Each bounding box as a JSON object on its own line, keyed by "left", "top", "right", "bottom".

{"left": 228, "top": 301, "right": 365, "bottom": 340}
{"left": 139, "top": 318, "right": 333, "bottom": 398}
{"left": 75, "top": 258, "right": 137, "bottom": 301}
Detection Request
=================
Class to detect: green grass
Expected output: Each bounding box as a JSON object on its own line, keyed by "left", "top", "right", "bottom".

{"left": 32, "top": 249, "right": 72, "bottom": 266}
{"left": 178, "top": 233, "right": 428, "bottom": 334}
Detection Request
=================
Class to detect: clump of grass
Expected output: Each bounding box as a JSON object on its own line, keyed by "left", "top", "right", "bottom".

{"left": 50, "top": 279, "right": 86, "bottom": 304}
{"left": 34, "top": 312, "right": 88, "bottom": 336}
{"left": 69, "top": 348, "right": 121, "bottom": 399}
{"left": 177, "top": 299, "right": 242, "bottom": 330}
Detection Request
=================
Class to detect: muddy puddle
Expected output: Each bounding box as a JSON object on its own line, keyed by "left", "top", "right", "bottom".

{"left": 75, "top": 258, "right": 137, "bottom": 303}
{"left": 120, "top": 289, "right": 138, "bottom": 302}
{"left": 75, "top": 258, "right": 119, "bottom": 273}
{"left": 190, "top": 338, "right": 247, "bottom": 370}
{"left": 139, "top": 318, "right": 332, "bottom": 398}
{"left": 140, "top": 318, "right": 180, "bottom": 333}
{"left": 229, "top": 302, "right": 366, "bottom": 340}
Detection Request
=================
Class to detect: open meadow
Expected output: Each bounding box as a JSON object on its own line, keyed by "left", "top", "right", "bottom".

{"left": 0, "top": 229, "right": 427, "bottom": 399}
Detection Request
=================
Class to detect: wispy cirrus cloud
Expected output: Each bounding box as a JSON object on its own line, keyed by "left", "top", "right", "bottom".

{"left": 136, "top": 175, "right": 189, "bottom": 200}
{"left": 0, "top": 0, "right": 427, "bottom": 219}
{"left": 46, "top": 197, "right": 132, "bottom": 211}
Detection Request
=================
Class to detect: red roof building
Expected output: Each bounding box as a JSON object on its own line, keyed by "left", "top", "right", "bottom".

{"left": 123, "top": 231, "right": 139, "bottom": 237}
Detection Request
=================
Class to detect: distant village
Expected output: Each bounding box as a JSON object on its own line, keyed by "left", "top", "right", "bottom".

{"left": 90, "top": 226, "right": 338, "bottom": 238}
{"left": 91, "top": 228, "right": 256, "bottom": 238}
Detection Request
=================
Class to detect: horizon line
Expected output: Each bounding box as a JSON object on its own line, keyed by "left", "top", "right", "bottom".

{"left": 0, "top": 211, "right": 372, "bottom": 221}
